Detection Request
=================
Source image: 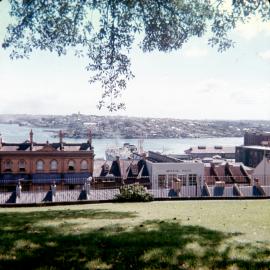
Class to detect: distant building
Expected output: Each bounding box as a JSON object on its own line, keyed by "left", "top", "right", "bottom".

{"left": 145, "top": 151, "right": 204, "bottom": 196}
{"left": 204, "top": 161, "right": 253, "bottom": 185}
{"left": 236, "top": 145, "right": 270, "bottom": 168}
{"left": 244, "top": 131, "right": 270, "bottom": 146}
{"left": 252, "top": 156, "right": 270, "bottom": 186}
{"left": 184, "top": 146, "right": 235, "bottom": 159}
{"left": 236, "top": 131, "right": 270, "bottom": 168}
{"left": 93, "top": 156, "right": 150, "bottom": 188}
{"left": 0, "top": 130, "right": 94, "bottom": 189}
{"left": 167, "top": 154, "right": 191, "bottom": 161}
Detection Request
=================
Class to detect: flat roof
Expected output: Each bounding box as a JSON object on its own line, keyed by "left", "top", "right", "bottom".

{"left": 239, "top": 145, "right": 270, "bottom": 151}
{"left": 0, "top": 142, "right": 93, "bottom": 152}
{"left": 186, "top": 146, "right": 235, "bottom": 154}
{"left": 147, "top": 151, "right": 183, "bottom": 163}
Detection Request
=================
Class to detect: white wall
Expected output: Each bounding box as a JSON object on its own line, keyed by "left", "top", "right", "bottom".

{"left": 253, "top": 157, "right": 270, "bottom": 185}
{"left": 146, "top": 161, "right": 204, "bottom": 192}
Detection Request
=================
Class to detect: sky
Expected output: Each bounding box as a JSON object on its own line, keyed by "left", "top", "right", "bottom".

{"left": 0, "top": 1, "right": 270, "bottom": 120}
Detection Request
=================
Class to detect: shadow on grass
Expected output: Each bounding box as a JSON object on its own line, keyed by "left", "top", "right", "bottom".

{"left": 0, "top": 209, "right": 269, "bottom": 270}
{"left": 0, "top": 208, "right": 135, "bottom": 229}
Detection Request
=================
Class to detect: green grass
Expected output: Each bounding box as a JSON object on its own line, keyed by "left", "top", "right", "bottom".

{"left": 0, "top": 200, "right": 269, "bottom": 269}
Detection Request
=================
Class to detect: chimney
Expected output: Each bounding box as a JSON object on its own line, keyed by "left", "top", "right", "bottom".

{"left": 29, "top": 129, "right": 33, "bottom": 151}
{"left": 88, "top": 129, "right": 92, "bottom": 147}
{"left": 0, "top": 133, "right": 2, "bottom": 149}
{"left": 59, "top": 130, "right": 64, "bottom": 150}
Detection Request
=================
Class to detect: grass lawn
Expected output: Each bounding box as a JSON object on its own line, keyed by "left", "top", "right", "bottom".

{"left": 0, "top": 200, "right": 269, "bottom": 269}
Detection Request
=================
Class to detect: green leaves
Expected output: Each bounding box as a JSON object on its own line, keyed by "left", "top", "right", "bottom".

{"left": 115, "top": 183, "right": 154, "bottom": 202}
{"left": 2, "top": 0, "right": 270, "bottom": 110}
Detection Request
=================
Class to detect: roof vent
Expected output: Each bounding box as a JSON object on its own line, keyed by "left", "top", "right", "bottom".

{"left": 214, "top": 146, "right": 223, "bottom": 149}
{"left": 198, "top": 146, "right": 206, "bottom": 150}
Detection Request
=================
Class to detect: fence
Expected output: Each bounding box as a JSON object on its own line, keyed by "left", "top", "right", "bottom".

{"left": 0, "top": 175, "right": 270, "bottom": 205}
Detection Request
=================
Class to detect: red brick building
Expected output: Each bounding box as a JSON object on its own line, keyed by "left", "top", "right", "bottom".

{"left": 0, "top": 130, "right": 94, "bottom": 188}
{"left": 244, "top": 131, "right": 270, "bottom": 146}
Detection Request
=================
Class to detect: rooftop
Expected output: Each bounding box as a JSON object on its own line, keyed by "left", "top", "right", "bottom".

{"left": 0, "top": 130, "right": 93, "bottom": 152}
{"left": 147, "top": 151, "right": 183, "bottom": 163}
{"left": 239, "top": 145, "right": 270, "bottom": 151}
{"left": 185, "top": 146, "right": 235, "bottom": 154}
{"left": 0, "top": 142, "right": 93, "bottom": 152}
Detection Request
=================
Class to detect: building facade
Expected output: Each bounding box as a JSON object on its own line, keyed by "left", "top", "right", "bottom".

{"left": 244, "top": 131, "right": 270, "bottom": 146}
{"left": 184, "top": 146, "right": 235, "bottom": 159}
{"left": 252, "top": 156, "right": 270, "bottom": 186}
{"left": 146, "top": 151, "right": 204, "bottom": 196}
{"left": 0, "top": 130, "right": 94, "bottom": 188}
{"left": 235, "top": 145, "right": 270, "bottom": 168}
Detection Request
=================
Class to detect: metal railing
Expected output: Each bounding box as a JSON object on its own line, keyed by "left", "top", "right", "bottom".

{"left": 0, "top": 175, "right": 270, "bottom": 204}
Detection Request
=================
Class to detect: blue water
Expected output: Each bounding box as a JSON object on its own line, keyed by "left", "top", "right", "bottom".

{"left": 0, "top": 123, "right": 243, "bottom": 159}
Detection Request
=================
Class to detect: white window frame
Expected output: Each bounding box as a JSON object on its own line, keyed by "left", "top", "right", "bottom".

{"left": 36, "top": 160, "right": 44, "bottom": 172}
{"left": 80, "top": 160, "right": 88, "bottom": 171}
{"left": 68, "top": 160, "right": 75, "bottom": 171}
{"left": 50, "top": 160, "right": 58, "bottom": 171}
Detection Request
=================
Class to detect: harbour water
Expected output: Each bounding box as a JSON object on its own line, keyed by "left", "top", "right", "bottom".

{"left": 0, "top": 123, "right": 243, "bottom": 159}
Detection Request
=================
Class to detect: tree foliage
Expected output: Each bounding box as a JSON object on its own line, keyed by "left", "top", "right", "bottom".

{"left": 114, "top": 183, "right": 154, "bottom": 202}
{"left": 2, "top": 0, "right": 270, "bottom": 110}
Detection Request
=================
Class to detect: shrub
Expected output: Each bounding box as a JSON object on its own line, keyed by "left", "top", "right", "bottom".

{"left": 114, "top": 184, "right": 154, "bottom": 202}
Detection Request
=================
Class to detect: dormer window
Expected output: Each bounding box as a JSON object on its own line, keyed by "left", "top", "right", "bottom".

{"left": 19, "top": 160, "right": 26, "bottom": 172}
{"left": 68, "top": 160, "right": 75, "bottom": 171}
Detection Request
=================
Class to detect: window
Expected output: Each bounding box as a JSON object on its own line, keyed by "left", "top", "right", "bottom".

{"left": 68, "top": 160, "right": 75, "bottom": 171}
{"left": 19, "top": 160, "right": 26, "bottom": 172}
{"left": 168, "top": 174, "right": 177, "bottom": 188}
{"left": 188, "top": 174, "right": 197, "bottom": 186}
{"left": 158, "top": 175, "right": 166, "bottom": 188}
{"left": 178, "top": 175, "right": 187, "bottom": 186}
{"left": 4, "top": 160, "right": 12, "bottom": 172}
{"left": 50, "top": 160, "right": 58, "bottom": 171}
{"left": 36, "top": 160, "right": 44, "bottom": 171}
{"left": 80, "top": 160, "right": 88, "bottom": 171}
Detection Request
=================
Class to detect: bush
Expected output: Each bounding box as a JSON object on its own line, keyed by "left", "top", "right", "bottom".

{"left": 114, "top": 184, "right": 154, "bottom": 202}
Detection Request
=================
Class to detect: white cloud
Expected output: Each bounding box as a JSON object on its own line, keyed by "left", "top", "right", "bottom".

{"left": 182, "top": 47, "right": 208, "bottom": 58}
{"left": 198, "top": 78, "right": 228, "bottom": 94}
{"left": 258, "top": 50, "right": 270, "bottom": 61}
{"left": 235, "top": 17, "right": 270, "bottom": 40}
{"left": 195, "top": 79, "right": 270, "bottom": 118}
{"left": 230, "top": 90, "right": 254, "bottom": 105}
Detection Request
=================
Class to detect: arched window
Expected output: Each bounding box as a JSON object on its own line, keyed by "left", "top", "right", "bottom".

{"left": 19, "top": 160, "right": 26, "bottom": 172}
{"left": 36, "top": 160, "right": 44, "bottom": 171}
{"left": 80, "top": 160, "right": 88, "bottom": 171}
{"left": 4, "top": 160, "right": 12, "bottom": 172}
{"left": 68, "top": 160, "right": 75, "bottom": 171}
{"left": 50, "top": 160, "right": 58, "bottom": 171}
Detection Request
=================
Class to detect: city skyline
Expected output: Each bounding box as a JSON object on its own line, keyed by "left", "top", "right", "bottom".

{"left": 0, "top": 2, "right": 270, "bottom": 120}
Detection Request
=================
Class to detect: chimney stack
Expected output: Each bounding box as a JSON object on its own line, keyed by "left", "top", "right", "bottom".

{"left": 59, "top": 130, "right": 64, "bottom": 150}
{"left": 29, "top": 129, "right": 33, "bottom": 151}
{"left": 88, "top": 129, "right": 92, "bottom": 147}
{"left": 0, "top": 133, "right": 2, "bottom": 149}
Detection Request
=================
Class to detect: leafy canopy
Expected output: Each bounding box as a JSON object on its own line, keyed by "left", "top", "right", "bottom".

{"left": 2, "top": 0, "right": 270, "bottom": 110}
